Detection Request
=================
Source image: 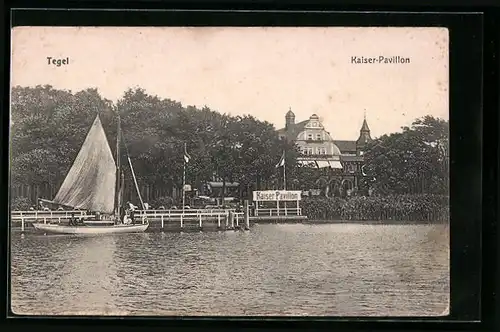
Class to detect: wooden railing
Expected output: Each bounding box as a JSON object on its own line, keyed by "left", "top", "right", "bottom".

{"left": 11, "top": 208, "right": 248, "bottom": 230}
{"left": 135, "top": 208, "right": 236, "bottom": 218}
{"left": 10, "top": 210, "right": 95, "bottom": 221}
{"left": 254, "top": 207, "right": 302, "bottom": 217}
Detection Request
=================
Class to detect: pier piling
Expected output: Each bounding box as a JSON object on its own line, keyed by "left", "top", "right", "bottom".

{"left": 244, "top": 200, "right": 250, "bottom": 229}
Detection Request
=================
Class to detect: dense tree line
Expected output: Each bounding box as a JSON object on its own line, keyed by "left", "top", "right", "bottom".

{"left": 360, "top": 116, "right": 449, "bottom": 196}
{"left": 10, "top": 85, "right": 449, "bottom": 219}
{"left": 10, "top": 85, "right": 299, "bottom": 206}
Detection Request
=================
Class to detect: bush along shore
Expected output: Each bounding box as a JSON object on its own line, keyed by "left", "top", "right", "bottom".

{"left": 300, "top": 194, "right": 449, "bottom": 223}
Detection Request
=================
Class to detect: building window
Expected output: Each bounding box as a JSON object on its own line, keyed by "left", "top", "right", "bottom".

{"left": 316, "top": 134, "right": 321, "bottom": 140}
{"left": 308, "top": 148, "right": 314, "bottom": 155}
{"left": 308, "top": 134, "right": 313, "bottom": 140}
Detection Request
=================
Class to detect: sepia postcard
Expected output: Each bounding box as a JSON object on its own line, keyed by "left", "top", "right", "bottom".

{"left": 10, "top": 26, "right": 449, "bottom": 317}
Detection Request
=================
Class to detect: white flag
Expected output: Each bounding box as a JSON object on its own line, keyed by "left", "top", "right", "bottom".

{"left": 184, "top": 147, "right": 191, "bottom": 163}
{"left": 361, "top": 164, "right": 367, "bottom": 176}
{"left": 275, "top": 151, "right": 285, "bottom": 168}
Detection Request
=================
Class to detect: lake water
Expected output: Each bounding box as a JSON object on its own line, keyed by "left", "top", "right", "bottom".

{"left": 10, "top": 223, "right": 449, "bottom": 316}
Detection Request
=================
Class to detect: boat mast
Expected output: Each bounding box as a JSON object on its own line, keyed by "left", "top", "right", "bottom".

{"left": 115, "top": 110, "right": 121, "bottom": 217}
{"left": 120, "top": 130, "right": 145, "bottom": 210}
{"left": 182, "top": 142, "right": 187, "bottom": 212}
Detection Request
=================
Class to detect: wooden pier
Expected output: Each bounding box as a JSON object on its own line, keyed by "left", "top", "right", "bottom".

{"left": 251, "top": 190, "right": 308, "bottom": 222}
{"left": 137, "top": 209, "right": 247, "bottom": 231}
{"left": 11, "top": 210, "right": 97, "bottom": 231}
{"left": 11, "top": 197, "right": 308, "bottom": 232}
{"left": 10, "top": 209, "right": 248, "bottom": 232}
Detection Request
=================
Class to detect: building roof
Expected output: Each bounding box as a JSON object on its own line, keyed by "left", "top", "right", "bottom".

{"left": 277, "top": 120, "right": 309, "bottom": 140}
{"left": 278, "top": 120, "right": 359, "bottom": 154}
{"left": 360, "top": 118, "right": 370, "bottom": 132}
{"left": 340, "top": 155, "right": 364, "bottom": 162}
{"left": 333, "top": 140, "right": 357, "bottom": 152}
{"left": 207, "top": 182, "right": 239, "bottom": 188}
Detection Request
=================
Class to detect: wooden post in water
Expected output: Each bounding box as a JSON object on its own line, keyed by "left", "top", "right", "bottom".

{"left": 230, "top": 211, "right": 234, "bottom": 228}
{"left": 180, "top": 214, "right": 183, "bottom": 229}
{"left": 244, "top": 200, "right": 250, "bottom": 230}
{"left": 161, "top": 215, "right": 164, "bottom": 229}
{"left": 199, "top": 213, "right": 202, "bottom": 228}
{"left": 21, "top": 218, "right": 25, "bottom": 232}
{"left": 217, "top": 214, "right": 221, "bottom": 228}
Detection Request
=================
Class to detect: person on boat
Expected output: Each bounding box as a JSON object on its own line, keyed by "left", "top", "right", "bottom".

{"left": 123, "top": 213, "right": 131, "bottom": 225}
{"left": 69, "top": 212, "right": 76, "bottom": 226}
{"left": 130, "top": 209, "right": 136, "bottom": 224}
{"left": 127, "top": 202, "right": 137, "bottom": 224}
{"left": 118, "top": 208, "right": 125, "bottom": 225}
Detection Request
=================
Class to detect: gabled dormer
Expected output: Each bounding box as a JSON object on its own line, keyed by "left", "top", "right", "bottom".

{"left": 304, "top": 114, "right": 324, "bottom": 130}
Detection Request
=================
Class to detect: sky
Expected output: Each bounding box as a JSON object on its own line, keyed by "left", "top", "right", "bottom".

{"left": 11, "top": 27, "right": 448, "bottom": 140}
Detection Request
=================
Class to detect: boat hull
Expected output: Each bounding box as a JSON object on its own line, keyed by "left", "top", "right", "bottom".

{"left": 32, "top": 222, "right": 149, "bottom": 235}
{"left": 83, "top": 220, "right": 116, "bottom": 226}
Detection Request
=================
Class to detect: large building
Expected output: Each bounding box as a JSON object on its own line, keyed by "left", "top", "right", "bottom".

{"left": 277, "top": 108, "right": 372, "bottom": 193}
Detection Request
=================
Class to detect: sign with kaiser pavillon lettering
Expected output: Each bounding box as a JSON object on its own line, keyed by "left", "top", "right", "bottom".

{"left": 253, "top": 190, "right": 302, "bottom": 201}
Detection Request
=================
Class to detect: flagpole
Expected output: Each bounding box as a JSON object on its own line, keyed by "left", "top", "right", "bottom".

{"left": 182, "top": 142, "right": 186, "bottom": 213}
{"left": 283, "top": 150, "right": 286, "bottom": 190}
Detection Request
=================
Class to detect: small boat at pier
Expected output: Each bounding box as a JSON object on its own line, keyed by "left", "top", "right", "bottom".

{"left": 32, "top": 222, "right": 148, "bottom": 235}
{"left": 32, "top": 112, "right": 148, "bottom": 235}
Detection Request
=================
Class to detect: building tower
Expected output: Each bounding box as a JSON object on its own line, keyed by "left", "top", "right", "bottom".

{"left": 356, "top": 112, "right": 372, "bottom": 155}
{"left": 285, "top": 107, "right": 295, "bottom": 130}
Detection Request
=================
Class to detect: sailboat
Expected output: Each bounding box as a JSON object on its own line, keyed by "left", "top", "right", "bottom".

{"left": 32, "top": 112, "right": 149, "bottom": 235}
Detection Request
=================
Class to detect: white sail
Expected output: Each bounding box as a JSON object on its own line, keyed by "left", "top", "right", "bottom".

{"left": 53, "top": 115, "right": 116, "bottom": 214}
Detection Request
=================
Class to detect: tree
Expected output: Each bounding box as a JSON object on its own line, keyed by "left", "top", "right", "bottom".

{"left": 361, "top": 116, "right": 449, "bottom": 195}
{"left": 10, "top": 85, "right": 113, "bottom": 200}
